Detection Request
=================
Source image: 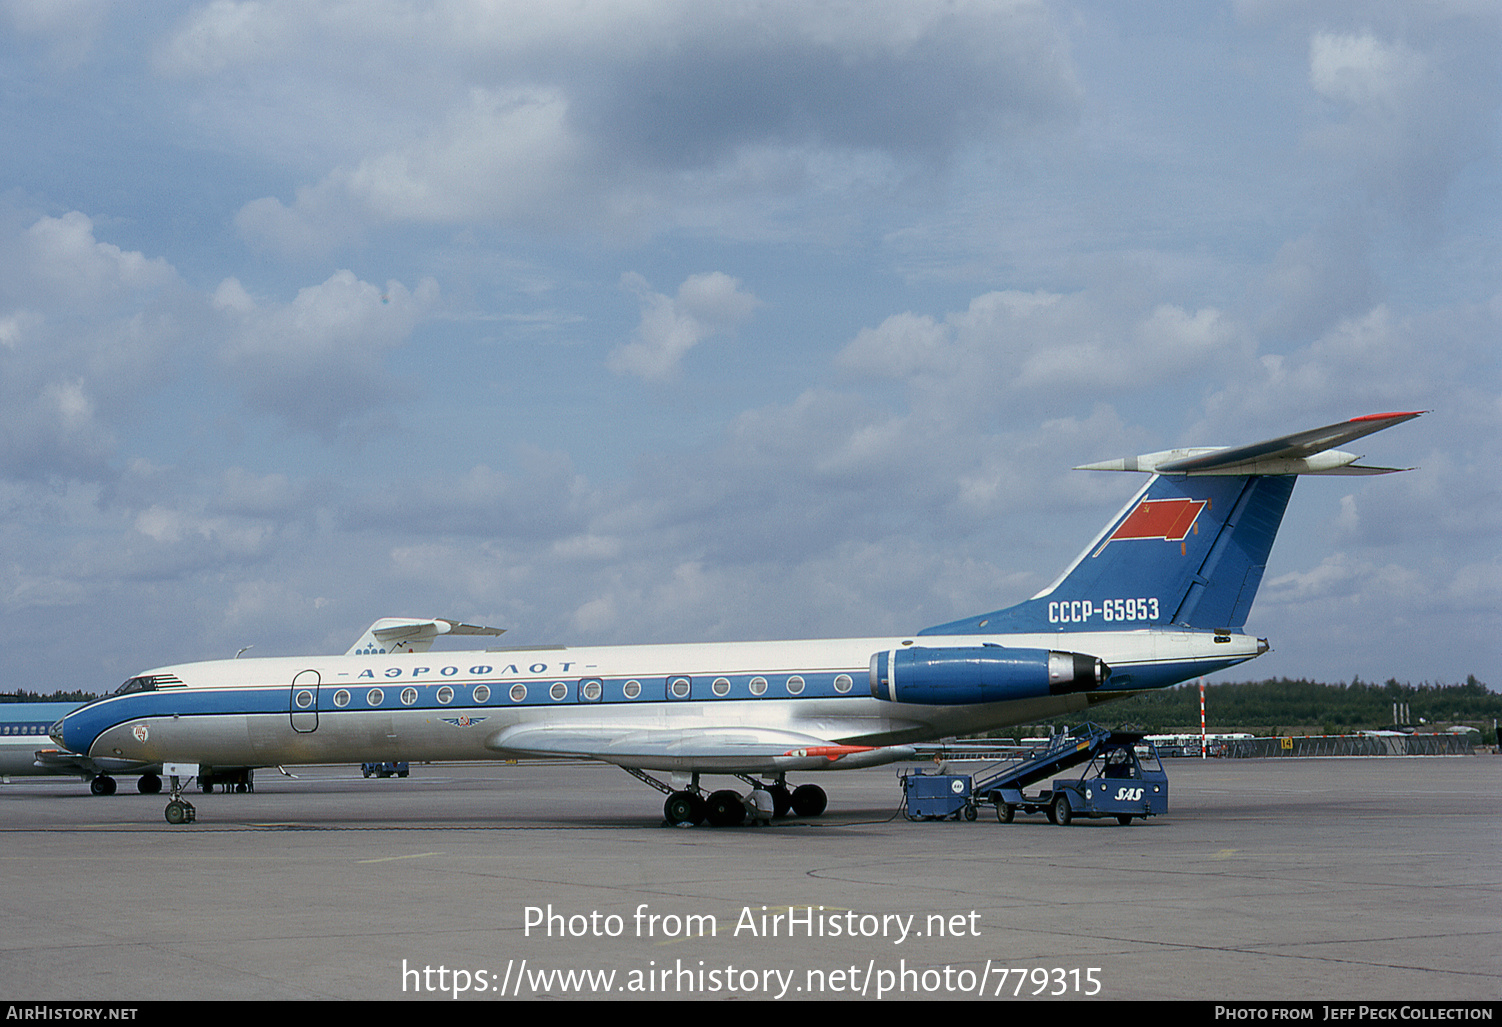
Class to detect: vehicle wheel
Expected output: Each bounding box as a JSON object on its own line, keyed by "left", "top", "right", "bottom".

{"left": 1052, "top": 793, "right": 1072, "bottom": 826}
{"left": 138, "top": 773, "right": 161, "bottom": 795}
{"left": 663, "top": 791, "right": 704, "bottom": 827}
{"left": 964, "top": 804, "right": 978, "bottom": 821}
{"left": 769, "top": 784, "right": 792, "bottom": 818}
{"left": 90, "top": 776, "right": 116, "bottom": 796}
{"left": 790, "top": 784, "right": 827, "bottom": 817}
{"left": 1116, "top": 814, "right": 1133, "bottom": 825}
{"left": 997, "top": 803, "right": 1014, "bottom": 823}
{"left": 705, "top": 789, "right": 746, "bottom": 827}
{"left": 165, "top": 801, "right": 186, "bottom": 825}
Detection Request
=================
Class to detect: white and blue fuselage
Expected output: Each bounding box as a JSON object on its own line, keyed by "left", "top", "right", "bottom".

{"left": 56, "top": 630, "right": 1261, "bottom": 774}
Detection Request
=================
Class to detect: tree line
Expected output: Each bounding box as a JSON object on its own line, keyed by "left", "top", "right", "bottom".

{"left": 1007, "top": 675, "right": 1499, "bottom": 742}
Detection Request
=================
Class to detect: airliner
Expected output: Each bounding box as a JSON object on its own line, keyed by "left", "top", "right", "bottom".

{"left": 51, "top": 412, "right": 1421, "bottom": 826}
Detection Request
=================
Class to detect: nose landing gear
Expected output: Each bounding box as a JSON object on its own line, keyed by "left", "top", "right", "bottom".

{"left": 161, "top": 764, "right": 198, "bottom": 825}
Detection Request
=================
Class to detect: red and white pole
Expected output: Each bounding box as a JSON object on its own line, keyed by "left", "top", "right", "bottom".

{"left": 1199, "top": 679, "right": 1207, "bottom": 759}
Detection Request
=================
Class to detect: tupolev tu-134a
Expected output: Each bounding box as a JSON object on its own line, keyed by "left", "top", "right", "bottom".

{"left": 52, "top": 412, "right": 1422, "bottom": 826}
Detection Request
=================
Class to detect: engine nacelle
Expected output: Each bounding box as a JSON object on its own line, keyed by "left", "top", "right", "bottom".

{"left": 869, "top": 646, "right": 1108, "bottom": 705}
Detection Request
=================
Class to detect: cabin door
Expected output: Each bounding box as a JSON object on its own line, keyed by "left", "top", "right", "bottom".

{"left": 290, "top": 669, "right": 320, "bottom": 733}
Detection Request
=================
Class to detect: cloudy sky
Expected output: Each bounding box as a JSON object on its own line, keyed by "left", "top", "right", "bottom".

{"left": 1, "top": 1, "right": 1496, "bottom": 696}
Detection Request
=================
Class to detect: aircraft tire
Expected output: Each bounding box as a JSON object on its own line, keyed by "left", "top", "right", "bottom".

{"left": 769, "top": 784, "right": 792, "bottom": 817}
{"left": 664, "top": 791, "right": 704, "bottom": 828}
{"left": 1116, "top": 814, "right": 1133, "bottom": 825}
{"left": 705, "top": 789, "right": 746, "bottom": 827}
{"left": 165, "top": 801, "right": 186, "bottom": 825}
{"left": 790, "top": 784, "right": 827, "bottom": 817}
{"left": 138, "top": 773, "right": 161, "bottom": 795}
{"left": 90, "top": 776, "right": 116, "bottom": 796}
{"left": 1052, "top": 793, "right": 1072, "bottom": 826}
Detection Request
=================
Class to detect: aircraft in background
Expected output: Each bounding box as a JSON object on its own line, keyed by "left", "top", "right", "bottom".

{"left": 52, "top": 412, "right": 1422, "bottom": 826}
{"left": 0, "top": 701, "right": 163, "bottom": 793}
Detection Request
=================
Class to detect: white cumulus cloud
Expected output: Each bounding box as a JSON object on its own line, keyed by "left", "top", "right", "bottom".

{"left": 215, "top": 269, "right": 439, "bottom": 437}
{"left": 609, "top": 272, "right": 760, "bottom": 381}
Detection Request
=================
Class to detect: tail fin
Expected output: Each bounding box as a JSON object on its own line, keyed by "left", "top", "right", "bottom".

{"left": 921, "top": 412, "right": 1421, "bottom": 636}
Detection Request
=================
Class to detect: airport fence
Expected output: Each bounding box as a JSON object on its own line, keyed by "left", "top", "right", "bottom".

{"left": 1222, "top": 734, "right": 1475, "bottom": 758}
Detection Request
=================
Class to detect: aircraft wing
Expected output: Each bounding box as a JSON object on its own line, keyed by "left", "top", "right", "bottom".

{"left": 489, "top": 724, "right": 914, "bottom": 773}
{"left": 32, "top": 749, "right": 102, "bottom": 773}
{"left": 348, "top": 617, "right": 505, "bottom": 656}
{"left": 30, "top": 749, "right": 152, "bottom": 775}
{"left": 1076, "top": 411, "right": 1424, "bottom": 476}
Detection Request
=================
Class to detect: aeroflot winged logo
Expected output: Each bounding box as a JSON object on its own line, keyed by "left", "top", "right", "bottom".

{"left": 1092, "top": 497, "right": 1207, "bottom": 557}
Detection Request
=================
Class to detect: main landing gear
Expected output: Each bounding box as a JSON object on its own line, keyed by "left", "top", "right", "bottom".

{"left": 623, "top": 769, "right": 828, "bottom": 828}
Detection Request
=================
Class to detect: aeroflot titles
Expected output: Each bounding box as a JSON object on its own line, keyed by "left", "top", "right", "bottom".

{"left": 1047, "top": 597, "right": 1161, "bottom": 624}
{"left": 357, "top": 663, "right": 575, "bottom": 679}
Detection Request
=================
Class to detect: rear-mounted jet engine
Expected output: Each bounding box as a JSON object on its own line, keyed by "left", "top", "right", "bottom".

{"left": 869, "top": 646, "right": 1108, "bottom": 705}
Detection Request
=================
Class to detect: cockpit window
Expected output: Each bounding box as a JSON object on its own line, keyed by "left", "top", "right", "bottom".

{"left": 114, "top": 676, "right": 158, "bottom": 696}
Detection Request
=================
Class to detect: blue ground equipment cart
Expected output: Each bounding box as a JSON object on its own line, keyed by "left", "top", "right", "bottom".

{"left": 973, "top": 725, "right": 1167, "bottom": 825}
{"left": 361, "top": 761, "right": 409, "bottom": 778}
{"left": 900, "top": 772, "right": 979, "bottom": 820}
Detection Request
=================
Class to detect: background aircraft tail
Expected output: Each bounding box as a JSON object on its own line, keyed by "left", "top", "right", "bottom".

{"left": 920, "top": 412, "right": 1421, "bottom": 637}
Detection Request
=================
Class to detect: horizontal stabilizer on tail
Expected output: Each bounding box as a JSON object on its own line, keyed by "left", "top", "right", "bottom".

{"left": 347, "top": 617, "right": 505, "bottom": 656}
{"left": 1075, "top": 411, "right": 1424, "bottom": 476}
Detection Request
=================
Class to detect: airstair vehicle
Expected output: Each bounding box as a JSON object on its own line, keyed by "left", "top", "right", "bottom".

{"left": 901, "top": 724, "right": 1167, "bottom": 825}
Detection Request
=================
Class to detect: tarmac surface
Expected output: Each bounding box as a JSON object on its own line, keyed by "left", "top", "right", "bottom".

{"left": 0, "top": 755, "right": 1497, "bottom": 1002}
